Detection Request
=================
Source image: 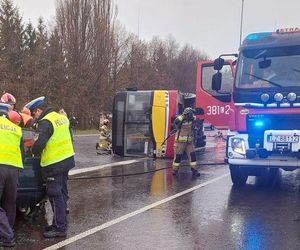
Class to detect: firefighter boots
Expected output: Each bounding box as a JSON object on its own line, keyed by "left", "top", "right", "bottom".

{"left": 191, "top": 168, "right": 200, "bottom": 177}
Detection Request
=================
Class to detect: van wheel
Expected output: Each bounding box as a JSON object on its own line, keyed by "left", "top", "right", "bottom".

{"left": 229, "top": 165, "right": 248, "bottom": 186}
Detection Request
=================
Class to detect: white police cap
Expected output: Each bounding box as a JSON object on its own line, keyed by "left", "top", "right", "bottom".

{"left": 25, "top": 96, "right": 45, "bottom": 111}
{"left": 0, "top": 103, "right": 11, "bottom": 113}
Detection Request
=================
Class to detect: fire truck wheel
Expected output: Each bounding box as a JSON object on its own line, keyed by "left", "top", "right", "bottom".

{"left": 229, "top": 165, "right": 248, "bottom": 186}
{"left": 259, "top": 168, "right": 279, "bottom": 187}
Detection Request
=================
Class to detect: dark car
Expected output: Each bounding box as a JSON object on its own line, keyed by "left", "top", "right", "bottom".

{"left": 17, "top": 129, "right": 46, "bottom": 211}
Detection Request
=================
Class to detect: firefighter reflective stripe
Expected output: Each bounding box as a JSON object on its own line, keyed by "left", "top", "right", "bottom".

{"left": 176, "top": 115, "right": 184, "bottom": 122}
{"left": 41, "top": 112, "right": 74, "bottom": 167}
{"left": 0, "top": 116, "right": 23, "bottom": 168}
{"left": 173, "top": 161, "right": 180, "bottom": 170}
{"left": 176, "top": 136, "right": 193, "bottom": 142}
{"left": 99, "top": 125, "right": 109, "bottom": 139}
{"left": 190, "top": 161, "right": 197, "bottom": 167}
{"left": 175, "top": 119, "right": 194, "bottom": 142}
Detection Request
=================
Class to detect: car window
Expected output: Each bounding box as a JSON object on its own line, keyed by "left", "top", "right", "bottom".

{"left": 22, "top": 129, "right": 39, "bottom": 158}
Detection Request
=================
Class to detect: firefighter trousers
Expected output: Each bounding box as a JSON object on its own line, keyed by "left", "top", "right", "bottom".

{"left": 172, "top": 141, "right": 197, "bottom": 170}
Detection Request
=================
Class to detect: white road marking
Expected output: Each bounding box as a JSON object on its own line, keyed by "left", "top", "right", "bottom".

{"left": 44, "top": 173, "right": 229, "bottom": 250}
{"left": 69, "top": 159, "right": 143, "bottom": 176}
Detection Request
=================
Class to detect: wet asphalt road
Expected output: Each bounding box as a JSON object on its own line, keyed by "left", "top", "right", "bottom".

{"left": 12, "top": 132, "right": 300, "bottom": 250}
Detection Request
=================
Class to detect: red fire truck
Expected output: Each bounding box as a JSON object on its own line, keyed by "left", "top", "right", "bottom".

{"left": 196, "top": 29, "right": 300, "bottom": 185}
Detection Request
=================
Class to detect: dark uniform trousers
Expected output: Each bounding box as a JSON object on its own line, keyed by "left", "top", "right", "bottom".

{"left": 0, "top": 167, "right": 18, "bottom": 240}
{"left": 46, "top": 170, "right": 69, "bottom": 232}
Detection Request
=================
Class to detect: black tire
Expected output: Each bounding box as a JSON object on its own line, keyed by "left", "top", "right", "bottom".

{"left": 259, "top": 168, "right": 279, "bottom": 187}
{"left": 229, "top": 165, "right": 248, "bottom": 186}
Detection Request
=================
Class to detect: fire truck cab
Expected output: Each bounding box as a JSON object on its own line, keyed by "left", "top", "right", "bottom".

{"left": 197, "top": 29, "right": 300, "bottom": 185}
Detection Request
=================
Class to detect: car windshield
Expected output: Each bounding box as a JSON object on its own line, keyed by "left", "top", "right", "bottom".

{"left": 235, "top": 45, "right": 300, "bottom": 89}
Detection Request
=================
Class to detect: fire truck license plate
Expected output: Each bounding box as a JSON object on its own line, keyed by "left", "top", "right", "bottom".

{"left": 268, "top": 135, "right": 299, "bottom": 143}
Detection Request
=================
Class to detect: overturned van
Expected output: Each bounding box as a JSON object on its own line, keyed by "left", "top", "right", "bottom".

{"left": 112, "top": 90, "right": 206, "bottom": 158}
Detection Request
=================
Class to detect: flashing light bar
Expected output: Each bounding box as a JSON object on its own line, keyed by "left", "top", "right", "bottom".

{"left": 276, "top": 27, "right": 300, "bottom": 34}
{"left": 254, "top": 120, "right": 264, "bottom": 128}
{"left": 245, "top": 32, "right": 272, "bottom": 42}
{"left": 243, "top": 28, "right": 300, "bottom": 45}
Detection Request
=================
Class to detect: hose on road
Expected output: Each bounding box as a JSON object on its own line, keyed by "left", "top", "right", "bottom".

{"left": 68, "top": 162, "right": 227, "bottom": 181}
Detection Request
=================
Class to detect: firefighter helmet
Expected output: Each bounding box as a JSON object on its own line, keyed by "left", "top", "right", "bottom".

{"left": 1, "top": 93, "right": 16, "bottom": 105}
{"left": 102, "top": 119, "right": 109, "bottom": 125}
{"left": 183, "top": 107, "right": 195, "bottom": 121}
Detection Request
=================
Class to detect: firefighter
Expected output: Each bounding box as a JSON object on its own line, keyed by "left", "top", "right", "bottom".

{"left": 172, "top": 107, "right": 200, "bottom": 177}
{"left": 0, "top": 103, "right": 23, "bottom": 247}
{"left": 20, "top": 107, "right": 34, "bottom": 128}
{"left": 0, "top": 93, "right": 16, "bottom": 109}
{"left": 1, "top": 92, "right": 33, "bottom": 127}
{"left": 1, "top": 93, "right": 22, "bottom": 125}
{"left": 58, "top": 108, "right": 67, "bottom": 117}
{"left": 7, "top": 110, "right": 22, "bottom": 125}
{"left": 28, "top": 97, "right": 75, "bottom": 238}
{"left": 96, "top": 118, "right": 112, "bottom": 153}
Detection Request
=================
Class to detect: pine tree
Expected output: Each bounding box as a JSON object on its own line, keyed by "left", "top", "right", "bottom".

{"left": 0, "top": 0, "right": 24, "bottom": 94}
{"left": 23, "top": 22, "right": 36, "bottom": 52}
{"left": 47, "top": 28, "right": 67, "bottom": 109}
{"left": 21, "top": 21, "right": 37, "bottom": 101}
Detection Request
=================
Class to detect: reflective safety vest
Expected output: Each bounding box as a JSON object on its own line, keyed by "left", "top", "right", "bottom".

{"left": 40, "top": 112, "right": 75, "bottom": 167}
{"left": 0, "top": 116, "right": 23, "bottom": 169}
{"left": 174, "top": 115, "right": 194, "bottom": 143}
{"left": 99, "top": 125, "right": 109, "bottom": 139}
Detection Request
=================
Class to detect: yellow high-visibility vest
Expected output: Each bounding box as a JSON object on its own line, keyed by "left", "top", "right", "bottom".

{"left": 40, "top": 112, "right": 74, "bottom": 167}
{"left": 0, "top": 116, "right": 23, "bottom": 169}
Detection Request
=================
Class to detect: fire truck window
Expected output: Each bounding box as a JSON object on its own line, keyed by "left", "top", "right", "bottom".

{"left": 201, "top": 65, "right": 233, "bottom": 95}
{"left": 236, "top": 46, "right": 300, "bottom": 88}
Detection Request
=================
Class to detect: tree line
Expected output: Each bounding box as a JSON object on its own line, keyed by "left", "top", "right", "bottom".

{"left": 0, "top": 0, "right": 208, "bottom": 128}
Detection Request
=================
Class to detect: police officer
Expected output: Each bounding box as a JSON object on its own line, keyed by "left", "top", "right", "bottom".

{"left": 172, "top": 107, "right": 200, "bottom": 177}
{"left": 28, "top": 97, "right": 75, "bottom": 238}
{"left": 0, "top": 103, "right": 23, "bottom": 247}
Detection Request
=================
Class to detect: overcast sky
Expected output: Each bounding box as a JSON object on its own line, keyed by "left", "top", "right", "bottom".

{"left": 14, "top": 0, "right": 300, "bottom": 58}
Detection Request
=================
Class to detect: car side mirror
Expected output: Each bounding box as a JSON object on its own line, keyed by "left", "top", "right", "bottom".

{"left": 212, "top": 72, "right": 222, "bottom": 91}
{"left": 213, "top": 58, "right": 225, "bottom": 71}
{"left": 259, "top": 58, "right": 271, "bottom": 69}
